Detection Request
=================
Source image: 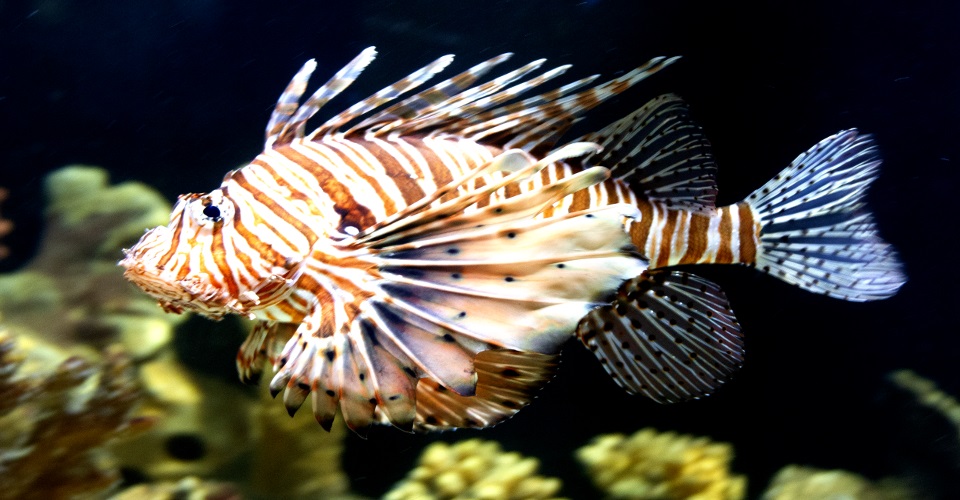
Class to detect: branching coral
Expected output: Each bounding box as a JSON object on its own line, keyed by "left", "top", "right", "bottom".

{"left": 761, "top": 465, "right": 913, "bottom": 500}
{"left": 0, "top": 165, "right": 180, "bottom": 360}
{"left": 0, "top": 328, "right": 153, "bottom": 499}
{"left": 111, "top": 476, "right": 242, "bottom": 500}
{"left": 248, "top": 378, "right": 357, "bottom": 499}
{"left": 575, "top": 427, "right": 746, "bottom": 500}
{"left": 888, "top": 369, "right": 960, "bottom": 429}
{"left": 107, "top": 357, "right": 255, "bottom": 481}
{"left": 385, "top": 438, "right": 564, "bottom": 500}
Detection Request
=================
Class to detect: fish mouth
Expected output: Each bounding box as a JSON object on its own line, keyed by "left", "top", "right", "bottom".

{"left": 121, "top": 259, "right": 231, "bottom": 318}
{"left": 119, "top": 227, "right": 230, "bottom": 318}
{"left": 121, "top": 262, "right": 189, "bottom": 314}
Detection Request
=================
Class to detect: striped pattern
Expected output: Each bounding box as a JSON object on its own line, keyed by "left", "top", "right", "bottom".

{"left": 628, "top": 201, "right": 760, "bottom": 269}
{"left": 225, "top": 135, "right": 648, "bottom": 323}
{"left": 118, "top": 48, "right": 747, "bottom": 432}
{"left": 121, "top": 47, "right": 905, "bottom": 432}
{"left": 246, "top": 131, "right": 762, "bottom": 281}
{"left": 577, "top": 270, "right": 744, "bottom": 403}
{"left": 230, "top": 132, "right": 758, "bottom": 292}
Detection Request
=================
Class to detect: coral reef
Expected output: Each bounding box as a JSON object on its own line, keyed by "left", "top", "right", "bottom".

{"left": 107, "top": 357, "right": 255, "bottom": 481}
{"left": 385, "top": 438, "right": 564, "bottom": 500}
{"left": 0, "top": 165, "right": 181, "bottom": 361}
{"left": 110, "top": 476, "right": 242, "bottom": 500}
{"left": 575, "top": 427, "right": 746, "bottom": 500}
{"left": 109, "top": 355, "right": 358, "bottom": 498}
{"left": 882, "top": 369, "right": 960, "bottom": 495}
{"left": 760, "top": 465, "right": 913, "bottom": 500}
{"left": 0, "top": 327, "right": 153, "bottom": 499}
{"left": 0, "top": 164, "right": 356, "bottom": 498}
{"left": 3, "top": 164, "right": 948, "bottom": 500}
{"left": 248, "top": 378, "right": 357, "bottom": 499}
{"left": 0, "top": 165, "right": 245, "bottom": 491}
{"left": 888, "top": 369, "right": 960, "bottom": 429}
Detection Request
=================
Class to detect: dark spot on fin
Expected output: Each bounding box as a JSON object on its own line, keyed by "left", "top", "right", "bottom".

{"left": 316, "top": 414, "right": 335, "bottom": 432}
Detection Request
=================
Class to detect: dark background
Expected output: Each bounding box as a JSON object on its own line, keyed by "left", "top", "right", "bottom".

{"left": 2, "top": 0, "right": 958, "bottom": 497}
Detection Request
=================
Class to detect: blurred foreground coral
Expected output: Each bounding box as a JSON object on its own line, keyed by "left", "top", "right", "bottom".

{"left": 0, "top": 328, "right": 153, "bottom": 499}
{"left": 247, "top": 376, "right": 359, "bottom": 499}
{"left": 888, "top": 369, "right": 960, "bottom": 430}
{"left": 111, "top": 476, "right": 242, "bottom": 500}
{"left": 385, "top": 438, "right": 564, "bottom": 500}
{"left": 760, "top": 465, "right": 913, "bottom": 500}
{"left": 575, "top": 427, "right": 746, "bottom": 500}
{"left": 883, "top": 369, "right": 960, "bottom": 495}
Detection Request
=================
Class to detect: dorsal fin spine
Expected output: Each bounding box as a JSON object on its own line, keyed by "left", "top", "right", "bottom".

{"left": 276, "top": 48, "right": 678, "bottom": 157}
{"left": 285, "top": 47, "right": 379, "bottom": 143}
{"left": 265, "top": 59, "right": 318, "bottom": 149}
{"left": 354, "top": 53, "right": 515, "bottom": 134}
{"left": 320, "top": 54, "right": 456, "bottom": 138}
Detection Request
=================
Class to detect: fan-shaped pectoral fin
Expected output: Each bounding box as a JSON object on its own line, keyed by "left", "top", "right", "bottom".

{"left": 266, "top": 302, "right": 425, "bottom": 435}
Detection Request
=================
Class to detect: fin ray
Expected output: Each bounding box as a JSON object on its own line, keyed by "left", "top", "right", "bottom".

{"left": 264, "top": 144, "right": 644, "bottom": 432}
{"left": 355, "top": 53, "right": 515, "bottom": 134}
{"left": 266, "top": 47, "right": 379, "bottom": 148}
{"left": 291, "top": 47, "right": 677, "bottom": 156}
{"left": 578, "top": 94, "right": 718, "bottom": 209}
{"left": 408, "top": 349, "right": 559, "bottom": 431}
{"left": 746, "top": 130, "right": 906, "bottom": 301}
{"left": 577, "top": 271, "right": 744, "bottom": 403}
{"left": 315, "top": 54, "right": 456, "bottom": 138}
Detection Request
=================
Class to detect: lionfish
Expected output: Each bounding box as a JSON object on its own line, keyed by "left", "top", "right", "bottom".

{"left": 121, "top": 47, "right": 905, "bottom": 435}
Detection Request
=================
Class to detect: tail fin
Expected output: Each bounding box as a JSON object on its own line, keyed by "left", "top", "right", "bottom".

{"left": 745, "top": 129, "right": 906, "bottom": 301}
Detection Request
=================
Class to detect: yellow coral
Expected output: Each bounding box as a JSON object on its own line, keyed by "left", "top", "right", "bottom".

{"left": 110, "top": 476, "right": 241, "bottom": 500}
{"left": 385, "top": 438, "right": 564, "bottom": 500}
{"left": 0, "top": 165, "right": 182, "bottom": 360}
{"left": 0, "top": 329, "right": 153, "bottom": 499}
{"left": 761, "top": 465, "right": 913, "bottom": 500}
{"left": 248, "top": 377, "right": 356, "bottom": 500}
{"left": 889, "top": 369, "right": 960, "bottom": 428}
{"left": 107, "top": 357, "right": 254, "bottom": 480}
{"left": 575, "top": 428, "right": 746, "bottom": 500}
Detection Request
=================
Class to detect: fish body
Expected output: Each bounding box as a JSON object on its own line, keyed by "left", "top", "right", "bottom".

{"left": 122, "top": 47, "right": 905, "bottom": 433}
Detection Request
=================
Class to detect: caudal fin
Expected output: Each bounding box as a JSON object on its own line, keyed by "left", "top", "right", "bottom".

{"left": 746, "top": 130, "right": 906, "bottom": 301}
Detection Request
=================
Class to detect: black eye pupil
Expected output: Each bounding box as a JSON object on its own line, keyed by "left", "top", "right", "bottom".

{"left": 202, "top": 205, "right": 221, "bottom": 219}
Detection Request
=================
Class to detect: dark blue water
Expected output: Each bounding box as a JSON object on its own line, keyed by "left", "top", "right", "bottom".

{"left": 2, "top": 1, "right": 957, "bottom": 497}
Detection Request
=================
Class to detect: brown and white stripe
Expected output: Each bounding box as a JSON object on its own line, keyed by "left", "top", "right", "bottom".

{"left": 626, "top": 200, "right": 761, "bottom": 269}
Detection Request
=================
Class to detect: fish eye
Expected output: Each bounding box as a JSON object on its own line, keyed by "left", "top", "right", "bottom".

{"left": 188, "top": 190, "right": 234, "bottom": 227}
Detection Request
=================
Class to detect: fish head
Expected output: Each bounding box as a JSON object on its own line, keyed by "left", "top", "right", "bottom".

{"left": 120, "top": 188, "right": 298, "bottom": 319}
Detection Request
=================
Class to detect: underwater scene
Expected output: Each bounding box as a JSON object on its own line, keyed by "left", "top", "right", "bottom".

{"left": 1, "top": 1, "right": 957, "bottom": 498}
